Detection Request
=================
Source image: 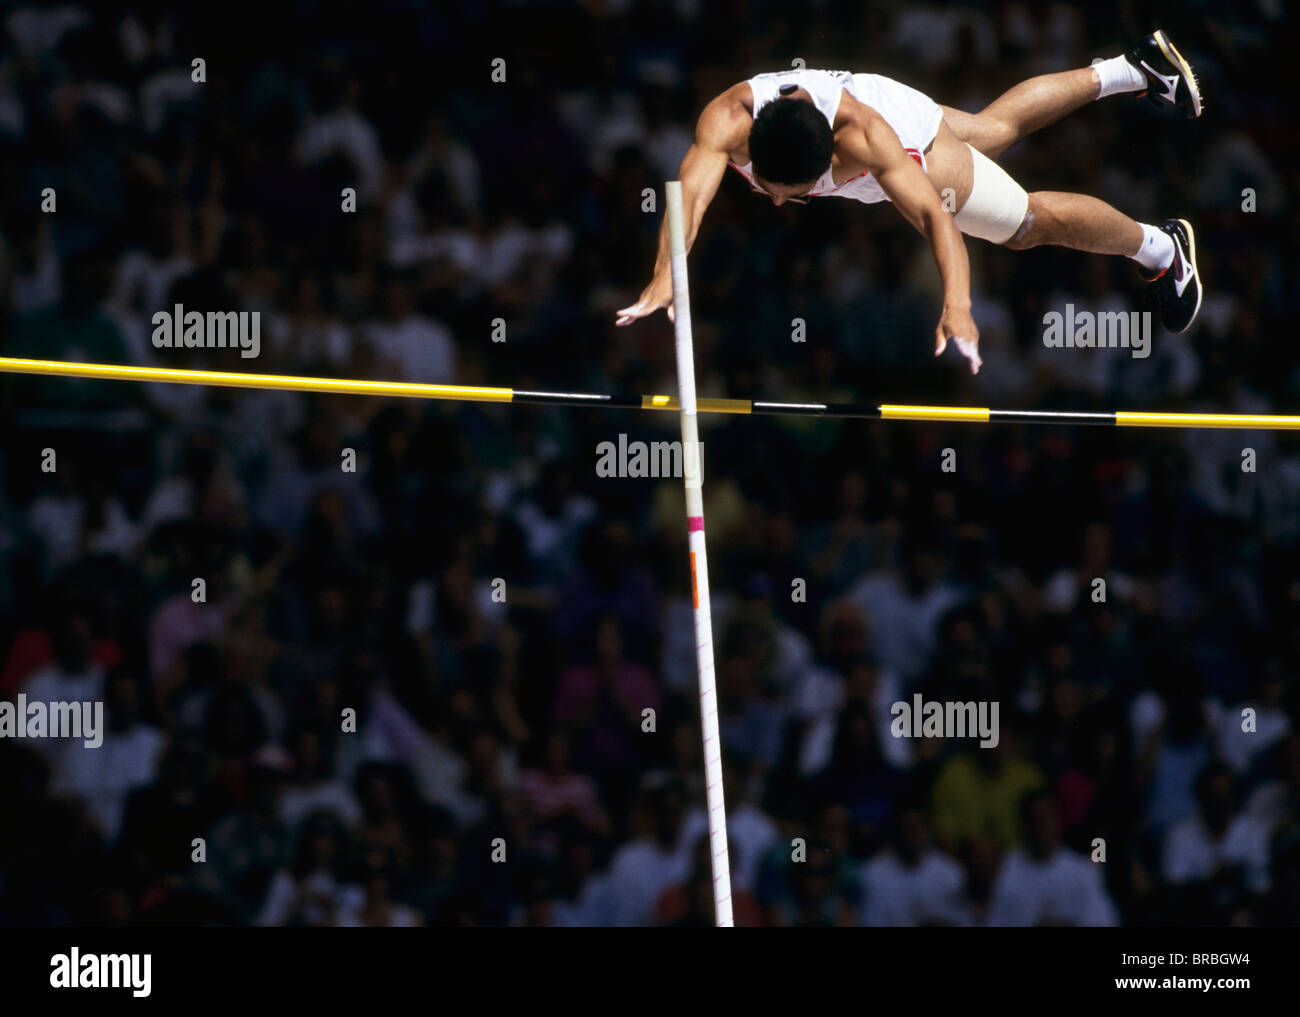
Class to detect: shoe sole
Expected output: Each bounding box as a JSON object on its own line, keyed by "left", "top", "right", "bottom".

{"left": 1171, "top": 218, "right": 1201, "bottom": 333}
{"left": 1153, "top": 29, "right": 1203, "bottom": 117}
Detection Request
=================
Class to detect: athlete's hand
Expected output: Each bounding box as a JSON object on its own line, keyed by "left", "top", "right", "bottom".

{"left": 616, "top": 274, "right": 675, "bottom": 326}
{"left": 936, "top": 305, "right": 982, "bottom": 374}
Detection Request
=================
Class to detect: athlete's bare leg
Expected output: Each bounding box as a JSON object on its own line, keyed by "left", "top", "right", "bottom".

{"left": 942, "top": 29, "right": 1203, "bottom": 160}
{"left": 1005, "top": 192, "right": 1142, "bottom": 255}
{"left": 924, "top": 122, "right": 975, "bottom": 206}
{"left": 923, "top": 123, "right": 1142, "bottom": 256}
{"left": 939, "top": 67, "right": 1101, "bottom": 160}
{"left": 928, "top": 30, "right": 1204, "bottom": 333}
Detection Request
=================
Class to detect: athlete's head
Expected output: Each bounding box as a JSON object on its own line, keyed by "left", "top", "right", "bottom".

{"left": 749, "top": 96, "right": 833, "bottom": 202}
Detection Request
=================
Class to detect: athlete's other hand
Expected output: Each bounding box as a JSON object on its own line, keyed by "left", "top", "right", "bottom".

{"left": 616, "top": 274, "right": 675, "bottom": 326}
{"left": 936, "top": 305, "right": 981, "bottom": 374}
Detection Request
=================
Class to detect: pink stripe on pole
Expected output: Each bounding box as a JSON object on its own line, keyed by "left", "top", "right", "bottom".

{"left": 688, "top": 515, "right": 704, "bottom": 532}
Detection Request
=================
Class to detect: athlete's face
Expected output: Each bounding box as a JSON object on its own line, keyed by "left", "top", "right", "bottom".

{"left": 751, "top": 177, "right": 815, "bottom": 206}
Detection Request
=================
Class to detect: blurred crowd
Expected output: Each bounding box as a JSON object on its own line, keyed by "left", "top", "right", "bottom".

{"left": 1, "top": 0, "right": 1299, "bottom": 926}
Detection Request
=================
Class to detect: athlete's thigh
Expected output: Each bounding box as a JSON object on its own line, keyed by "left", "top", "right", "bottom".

{"left": 937, "top": 104, "right": 1005, "bottom": 158}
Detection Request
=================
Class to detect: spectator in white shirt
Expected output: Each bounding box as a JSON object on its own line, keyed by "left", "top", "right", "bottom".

{"left": 862, "top": 804, "right": 969, "bottom": 926}
{"left": 51, "top": 668, "right": 165, "bottom": 843}
{"left": 1215, "top": 662, "right": 1292, "bottom": 779}
{"left": 21, "top": 611, "right": 107, "bottom": 772}
{"left": 676, "top": 755, "right": 778, "bottom": 895}
{"left": 336, "top": 851, "right": 423, "bottom": 927}
{"left": 278, "top": 726, "right": 362, "bottom": 833}
{"left": 988, "top": 790, "right": 1119, "bottom": 926}
{"left": 294, "top": 80, "right": 385, "bottom": 202}
{"left": 1041, "top": 521, "right": 1144, "bottom": 614}
{"left": 1163, "top": 762, "right": 1272, "bottom": 895}
{"left": 601, "top": 776, "right": 701, "bottom": 926}
{"left": 846, "top": 534, "right": 963, "bottom": 689}
{"left": 360, "top": 270, "right": 455, "bottom": 384}
{"left": 256, "top": 810, "right": 360, "bottom": 927}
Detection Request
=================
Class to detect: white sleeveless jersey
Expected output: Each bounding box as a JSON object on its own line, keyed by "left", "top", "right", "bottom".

{"left": 731, "top": 68, "right": 944, "bottom": 204}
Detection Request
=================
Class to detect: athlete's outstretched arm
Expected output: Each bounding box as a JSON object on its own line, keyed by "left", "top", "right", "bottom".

{"left": 854, "top": 117, "right": 982, "bottom": 374}
{"left": 615, "top": 88, "right": 750, "bottom": 326}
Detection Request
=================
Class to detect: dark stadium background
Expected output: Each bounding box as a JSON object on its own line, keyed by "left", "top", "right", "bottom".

{"left": 1, "top": 0, "right": 1297, "bottom": 927}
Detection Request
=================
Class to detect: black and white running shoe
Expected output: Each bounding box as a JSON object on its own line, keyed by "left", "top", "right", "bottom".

{"left": 1140, "top": 219, "right": 1201, "bottom": 333}
{"left": 1127, "top": 29, "right": 1203, "bottom": 117}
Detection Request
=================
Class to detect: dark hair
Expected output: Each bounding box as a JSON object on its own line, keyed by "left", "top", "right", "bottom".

{"left": 749, "top": 98, "right": 834, "bottom": 185}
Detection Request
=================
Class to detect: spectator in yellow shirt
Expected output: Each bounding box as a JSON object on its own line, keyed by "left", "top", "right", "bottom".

{"left": 930, "top": 726, "right": 1045, "bottom": 852}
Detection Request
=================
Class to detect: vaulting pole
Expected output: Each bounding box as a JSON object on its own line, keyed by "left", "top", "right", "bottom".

{"left": 665, "top": 181, "right": 733, "bottom": 927}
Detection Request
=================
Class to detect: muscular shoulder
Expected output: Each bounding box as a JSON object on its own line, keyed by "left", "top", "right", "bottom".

{"left": 696, "top": 82, "right": 755, "bottom": 157}
{"left": 834, "top": 91, "right": 905, "bottom": 167}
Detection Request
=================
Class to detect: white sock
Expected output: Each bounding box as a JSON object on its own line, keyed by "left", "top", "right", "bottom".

{"left": 1131, "top": 223, "right": 1174, "bottom": 272}
{"left": 1093, "top": 55, "right": 1146, "bottom": 99}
